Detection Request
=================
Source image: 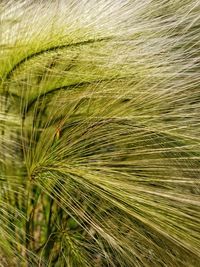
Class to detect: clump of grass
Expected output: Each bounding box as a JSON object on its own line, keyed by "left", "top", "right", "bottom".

{"left": 0, "top": 0, "right": 200, "bottom": 266}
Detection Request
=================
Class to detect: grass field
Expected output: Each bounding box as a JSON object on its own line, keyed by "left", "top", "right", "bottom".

{"left": 0, "top": 1, "right": 200, "bottom": 266}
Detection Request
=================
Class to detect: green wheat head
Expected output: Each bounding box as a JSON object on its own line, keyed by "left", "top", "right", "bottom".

{"left": 0, "top": 0, "right": 200, "bottom": 266}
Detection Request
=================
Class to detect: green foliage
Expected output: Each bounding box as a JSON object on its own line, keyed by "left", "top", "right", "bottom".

{"left": 0, "top": 0, "right": 200, "bottom": 266}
